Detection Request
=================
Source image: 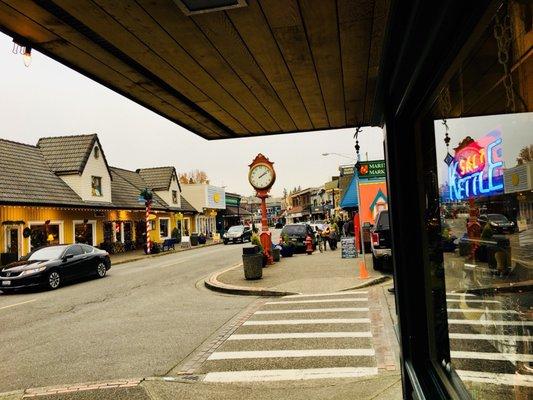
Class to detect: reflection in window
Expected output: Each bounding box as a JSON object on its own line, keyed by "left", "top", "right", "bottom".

{"left": 92, "top": 176, "right": 102, "bottom": 196}
{"left": 430, "top": 1, "right": 531, "bottom": 398}
{"left": 160, "top": 219, "right": 169, "bottom": 238}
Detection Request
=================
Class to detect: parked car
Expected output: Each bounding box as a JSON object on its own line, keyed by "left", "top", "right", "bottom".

{"left": 280, "top": 223, "right": 317, "bottom": 252}
{"left": 477, "top": 213, "right": 516, "bottom": 234}
{"left": 223, "top": 225, "right": 252, "bottom": 244}
{"left": 370, "top": 210, "right": 392, "bottom": 271}
{"left": 0, "top": 244, "right": 111, "bottom": 292}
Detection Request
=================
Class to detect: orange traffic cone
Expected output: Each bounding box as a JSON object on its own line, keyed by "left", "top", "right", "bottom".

{"left": 359, "top": 261, "right": 369, "bottom": 279}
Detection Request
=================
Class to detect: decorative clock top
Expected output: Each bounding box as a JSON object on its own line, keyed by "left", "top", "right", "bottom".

{"left": 248, "top": 153, "right": 276, "bottom": 191}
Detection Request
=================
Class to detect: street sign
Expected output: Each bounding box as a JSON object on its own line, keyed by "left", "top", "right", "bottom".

{"left": 341, "top": 237, "right": 358, "bottom": 258}
{"left": 357, "top": 160, "right": 386, "bottom": 178}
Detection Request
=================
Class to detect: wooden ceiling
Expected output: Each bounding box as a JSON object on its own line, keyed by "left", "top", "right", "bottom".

{"left": 0, "top": 0, "right": 389, "bottom": 139}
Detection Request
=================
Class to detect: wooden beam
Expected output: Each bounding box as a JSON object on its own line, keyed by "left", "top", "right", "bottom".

{"left": 227, "top": 0, "right": 313, "bottom": 131}
{"left": 260, "top": 0, "right": 329, "bottom": 129}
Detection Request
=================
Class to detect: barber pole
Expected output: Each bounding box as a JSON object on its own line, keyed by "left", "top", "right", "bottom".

{"left": 145, "top": 199, "right": 152, "bottom": 254}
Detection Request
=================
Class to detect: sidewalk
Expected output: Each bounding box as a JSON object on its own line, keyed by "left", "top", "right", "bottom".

{"left": 109, "top": 240, "right": 221, "bottom": 266}
{"left": 206, "top": 249, "right": 391, "bottom": 296}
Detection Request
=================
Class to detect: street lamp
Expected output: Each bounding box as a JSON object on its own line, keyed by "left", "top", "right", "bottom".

{"left": 322, "top": 152, "right": 357, "bottom": 161}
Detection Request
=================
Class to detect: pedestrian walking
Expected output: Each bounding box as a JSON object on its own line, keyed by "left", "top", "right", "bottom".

{"left": 321, "top": 224, "right": 331, "bottom": 251}
{"left": 328, "top": 222, "right": 339, "bottom": 250}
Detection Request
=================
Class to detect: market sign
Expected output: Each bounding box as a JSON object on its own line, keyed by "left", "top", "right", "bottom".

{"left": 447, "top": 130, "right": 504, "bottom": 201}
{"left": 357, "top": 160, "right": 386, "bottom": 179}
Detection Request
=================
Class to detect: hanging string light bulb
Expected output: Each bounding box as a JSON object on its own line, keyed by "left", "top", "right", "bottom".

{"left": 11, "top": 38, "right": 32, "bottom": 67}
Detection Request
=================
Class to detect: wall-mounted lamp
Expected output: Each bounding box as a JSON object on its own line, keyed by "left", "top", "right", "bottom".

{"left": 12, "top": 39, "right": 32, "bottom": 67}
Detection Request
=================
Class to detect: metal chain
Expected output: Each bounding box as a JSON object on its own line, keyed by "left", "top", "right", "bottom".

{"left": 438, "top": 86, "right": 452, "bottom": 151}
{"left": 493, "top": 2, "right": 516, "bottom": 113}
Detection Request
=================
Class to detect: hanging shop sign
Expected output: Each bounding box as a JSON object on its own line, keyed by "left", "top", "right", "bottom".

{"left": 447, "top": 131, "right": 504, "bottom": 201}
{"left": 357, "top": 160, "right": 386, "bottom": 179}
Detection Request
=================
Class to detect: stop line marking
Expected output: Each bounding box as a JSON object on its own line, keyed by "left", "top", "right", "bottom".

{"left": 243, "top": 318, "right": 370, "bottom": 326}
{"left": 203, "top": 367, "right": 379, "bottom": 382}
{"left": 208, "top": 348, "right": 375, "bottom": 360}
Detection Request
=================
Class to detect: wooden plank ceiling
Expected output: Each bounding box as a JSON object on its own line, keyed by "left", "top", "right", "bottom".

{"left": 0, "top": 0, "right": 389, "bottom": 139}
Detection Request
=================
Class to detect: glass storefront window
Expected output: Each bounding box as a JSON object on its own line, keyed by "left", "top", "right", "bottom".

{"left": 428, "top": 2, "right": 532, "bottom": 398}
{"left": 30, "top": 224, "right": 60, "bottom": 249}
{"left": 74, "top": 223, "right": 93, "bottom": 245}
{"left": 160, "top": 218, "right": 169, "bottom": 238}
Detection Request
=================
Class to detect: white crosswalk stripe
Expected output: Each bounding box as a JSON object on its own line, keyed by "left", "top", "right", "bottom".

{"left": 204, "top": 367, "right": 379, "bottom": 382}
{"left": 254, "top": 308, "right": 369, "bottom": 314}
{"left": 265, "top": 298, "right": 368, "bottom": 304}
{"left": 200, "top": 292, "right": 379, "bottom": 383}
{"left": 446, "top": 293, "right": 533, "bottom": 393}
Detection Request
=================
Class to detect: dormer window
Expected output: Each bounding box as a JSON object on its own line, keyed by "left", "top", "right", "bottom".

{"left": 94, "top": 146, "right": 100, "bottom": 159}
{"left": 172, "top": 190, "right": 178, "bottom": 204}
{"left": 92, "top": 176, "right": 102, "bottom": 196}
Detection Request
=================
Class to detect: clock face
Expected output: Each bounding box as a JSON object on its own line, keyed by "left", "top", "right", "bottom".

{"left": 249, "top": 164, "right": 274, "bottom": 189}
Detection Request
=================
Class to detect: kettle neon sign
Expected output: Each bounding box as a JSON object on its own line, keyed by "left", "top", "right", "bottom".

{"left": 448, "top": 132, "right": 504, "bottom": 201}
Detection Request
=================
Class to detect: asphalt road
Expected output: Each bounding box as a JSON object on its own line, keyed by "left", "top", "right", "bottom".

{"left": 0, "top": 243, "right": 255, "bottom": 393}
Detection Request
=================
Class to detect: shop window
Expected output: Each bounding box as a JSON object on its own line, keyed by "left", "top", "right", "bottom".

{"left": 91, "top": 176, "right": 102, "bottom": 196}
{"left": 172, "top": 190, "right": 178, "bottom": 204}
{"left": 427, "top": 2, "right": 532, "bottom": 398}
{"left": 159, "top": 219, "right": 169, "bottom": 238}
{"left": 74, "top": 222, "right": 93, "bottom": 245}
{"left": 30, "top": 223, "right": 60, "bottom": 250}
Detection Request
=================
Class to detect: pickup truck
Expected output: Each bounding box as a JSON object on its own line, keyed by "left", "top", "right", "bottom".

{"left": 370, "top": 210, "right": 392, "bottom": 271}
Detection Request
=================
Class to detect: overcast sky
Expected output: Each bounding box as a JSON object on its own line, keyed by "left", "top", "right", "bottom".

{"left": 0, "top": 32, "right": 384, "bottom": 197}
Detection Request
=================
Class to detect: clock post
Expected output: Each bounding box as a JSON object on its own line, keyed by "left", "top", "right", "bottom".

{"left": 248, "top": 154, "right": 276, "bottom": 265}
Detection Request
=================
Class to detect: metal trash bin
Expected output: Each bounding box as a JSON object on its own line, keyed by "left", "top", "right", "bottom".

{"left": 243, "top": 245, "right": 262, "bottom": 280}
{"left": 190, "top": 233, "right": 199, "bottom": 246}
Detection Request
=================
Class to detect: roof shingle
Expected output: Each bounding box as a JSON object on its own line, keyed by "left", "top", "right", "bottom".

{"left": 137, "top": 167, "right": 176, "bottom": 191}
{"left": 37, "top": 134, "right": 97, "bottom": 174}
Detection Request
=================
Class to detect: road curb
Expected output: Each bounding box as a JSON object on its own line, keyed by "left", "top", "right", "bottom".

{"left": 112, "top": 242, "right": 221, "bottom": 266}
{"left": 340, "top": 275, "right": 392, "bottom": 291}
{"left": 204, "top": 264, "right": 299, "bottom": 297}
{"left": 204, "top": 264, "right": 392, "bottom": 297}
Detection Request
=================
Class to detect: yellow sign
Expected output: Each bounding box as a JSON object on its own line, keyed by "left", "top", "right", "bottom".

{"left": 511, "top": 173, "right": 520, "bottom": 186}
{"left": 148, "top": 213, "right": 157, "bottom": 220}
{"left": 213, "top": 192, "right": 221, "bottom": 203}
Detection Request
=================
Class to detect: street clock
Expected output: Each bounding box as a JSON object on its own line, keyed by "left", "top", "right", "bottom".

{"left": 248, "top": 154, "right": 276, "bottom": 191}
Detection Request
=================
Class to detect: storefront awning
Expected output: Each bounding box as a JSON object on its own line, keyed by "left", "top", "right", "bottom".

{"left": 223, "top": 206, "right": 252, "bottom": 217}
{"left": 340, "top": 174, "right": 359, "bottom": 209}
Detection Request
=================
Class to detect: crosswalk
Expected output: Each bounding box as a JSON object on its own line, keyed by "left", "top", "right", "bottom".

{"left": 201, "top": 290, "right": 379, "bottom": 383}
{"left": 446, "top": 292, "right": 533, "bottom": 393}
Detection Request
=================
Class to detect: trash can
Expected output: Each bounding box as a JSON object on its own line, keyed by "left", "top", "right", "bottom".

{"left": 190, "top": 233, "right": 199, "bottom": 246}
{"left": 243, "top": 245, "right": 262, "bottom": 280}
{"left": 488, "top": 235, "right": 510, "bottom": 271}
{"left": 272, "top": 247, "right": 281, "bottom": 262}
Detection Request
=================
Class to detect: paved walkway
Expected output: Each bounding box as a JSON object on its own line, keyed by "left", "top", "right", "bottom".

{"left": 110, "top": 240, "right": 220, "bottom": 265}
{"left": 209, "top": 249, "right": 390, "bottom": 295}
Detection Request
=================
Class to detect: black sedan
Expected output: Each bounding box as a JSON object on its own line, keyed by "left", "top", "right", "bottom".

{"left": 0, "top": 244, "right": 111, "bottom": 292}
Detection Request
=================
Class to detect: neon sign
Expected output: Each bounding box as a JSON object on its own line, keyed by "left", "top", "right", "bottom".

{"left": 447, "top": 131, "right": 504, "bottom": 201}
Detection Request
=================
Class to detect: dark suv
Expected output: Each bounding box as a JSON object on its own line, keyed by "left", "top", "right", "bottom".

{"left": 281, "top": 224, "right": 316, "bottom": 252}
{"left": 477, "top": 213, "right": 516, "bottom": 234}
{"left": 370, "top": 210, "right": 392, "bottom": 271}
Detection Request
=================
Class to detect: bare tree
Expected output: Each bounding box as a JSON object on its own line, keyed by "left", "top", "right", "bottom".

{"left": 517, "top": 145, "right": 533, "bottom": 165}
{"left": 178, "top": 169, "right": 210, "bottom": 184}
